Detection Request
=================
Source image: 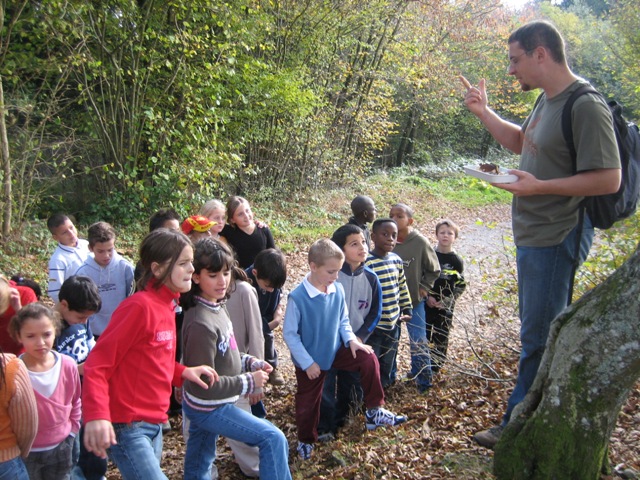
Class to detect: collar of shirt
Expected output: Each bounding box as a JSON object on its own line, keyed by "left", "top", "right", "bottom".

{"left": 301, "top": 273, "right": 337, "bottom": 298}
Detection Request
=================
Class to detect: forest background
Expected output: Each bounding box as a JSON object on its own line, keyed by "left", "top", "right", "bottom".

{"left": 0, "top": 0, "right": 638, "bottom": 234}
{"left": 1, "top": 1, "right": 639, "bottom": 478}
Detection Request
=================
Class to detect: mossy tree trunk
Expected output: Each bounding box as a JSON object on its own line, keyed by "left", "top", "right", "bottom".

{"left": 493, "top": 243, "right": 640, "bottom": 480}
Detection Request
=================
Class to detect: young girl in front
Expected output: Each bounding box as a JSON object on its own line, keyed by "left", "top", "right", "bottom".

{"left": 220, "top": 196, "right": 276, "bottom": 269}
{"left": 81, "top": 229, "right": 219, "bottom": 480}
{"left": 8, "top": 303, "right": 81, "bottom": 480}
{"left": 181, "top": 238, "right": 291, "bottom": 480}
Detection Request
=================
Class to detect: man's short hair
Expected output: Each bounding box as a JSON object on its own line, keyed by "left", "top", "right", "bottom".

{"left": 350, "top": 195, "right": 374, "bottom": 216}
{"left": 331, "top": 224, "right": 364, "bottom": 251}
{"left": 47, "top": 213, "right": 70, "bottom": 233}
{"left": 509, "top": 20, "right": 566, "bottom": 64}
{"left": 371, "top": 218, "right": 396, "bottom": 233}
{"left": 308, "top": 238, "right": 344, "bottom": 266}
{"left": 87, "top": 221, "right": 116, "bottom": 246}
{"left": 59, "top": 276, "right": 102, "bottom": 313}
{"left": 253, "top": 248, "right": 287, "bottom": 289}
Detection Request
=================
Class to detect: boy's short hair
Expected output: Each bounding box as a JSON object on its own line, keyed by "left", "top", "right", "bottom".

{"left": 253, "top": 249, "right": 287, "bottom": 289}
{"left": 371, "top": 218, "right": 397, "bottom": 233}
{"left": 331, "top": 224, "right": 364, "bottom": 251}
{"left": 87, "top": 221, "right": 116, "bottom": 246}
{"left": 149, "top": 208, "right": 180, "bottom": 232}
{"left": 47, "top": 213, "right": 70, "bottom": 233}
{"left": 10, "top": 274, "right": 42, "bottom": 300}
{"left": 350, "top": 195, "right": 374, "bottom": 216}
{"left": 436, "top": 218, "right": 460, "bottom": 238}
{"left": 308, "top": 238, "right": 344, "bottom": 266}
{"left": 391, "top": 203, "right": 414, "bottom": 218}
{"left": 59, "top": 275, "right": 102, "bottom": 313}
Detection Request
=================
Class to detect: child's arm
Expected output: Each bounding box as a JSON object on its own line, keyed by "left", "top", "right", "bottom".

{"left": 282, "top": 298, "right": 318, "bottom": 378}
{"left": 69, "top": 358, "right": 82, "bottom": 434}
{"left": 267, "top": 302, "right": 284, "bottom": 331}
{"left": 397, "top": 263, "right": 413, "bottom": 320}
{"left": 8, "top": 358, "right": 38, "bottom": 457}
{"left": 125, "top": 261, "right": 136, "bottom": 296}
{"left": 263, "top": 226, "right": 276, "bottom": 249}
{"left": 47, "top": 253, "right": 66, "bottom": 303}
{"left": 355, "top": 271, "right": 383, "bottom": 341}
{"left": 84, "top": 420, "right": 116, "bottom": 459}
{"left": 420, "top": 241, "right": 441, "bottom": 294}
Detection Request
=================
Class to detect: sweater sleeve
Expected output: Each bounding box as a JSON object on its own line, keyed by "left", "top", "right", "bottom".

{"left": 47, "top": 250, "right": 66, "bottom": 303}
{"left": 263, "top": 226, "right": 276, "bottom": 249}
{"left": 420, "top": 240, "right": 441, "bottom": 291}
{"left": 398, "top": 263, "right": 413, "bottom": 314}
{"left": 244, "top": 285, "right": 265, "bottom": 359}
{"left": 66, "top": 357, "right": 82, "bottom": 434}
{"left": 7, "top": 358, "right": 38, "bottom": 457}
{"left": 355, "top": 272, "right": 382, "bottom": 342}
{"left": 282, "top": 299, "right": 314, "bottom": 370}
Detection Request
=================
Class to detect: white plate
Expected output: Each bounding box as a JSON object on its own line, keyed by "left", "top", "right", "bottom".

{"left": 463, "top": 165, "right": 518, "bottom": 184}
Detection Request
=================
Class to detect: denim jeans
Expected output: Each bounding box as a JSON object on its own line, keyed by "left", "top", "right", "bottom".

{"left": 503, "top": 217, "right": 593, "bottom": 425}
{"left": 406, "top": 301, "right": 433, "bottom": 388}
{"left": 182, "top": 402, "right": 291, "bottom": 480}
{"left": 366, "top": 324, "right": 401, "bottom": 388}
{"left": 0, "top": 457, "right": 29, "bottom": 480}
{"left": 109, "top": 422, "right": 166, "bottom": 480}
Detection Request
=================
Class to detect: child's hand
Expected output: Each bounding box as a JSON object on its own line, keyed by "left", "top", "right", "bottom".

{"left": 174, "top": 387, "right": 183, "bottom": 404}
{"left": 306, "top": 362, "right": 321, "bottom": 380}
{"left": 9, "top": 287, "right": 21, "bottom": 311}
{"left": 182, "top": 365, "right": 219, "bottom": 389}
{"left": 84, "top": 419, "right": 117, "bottom": 459}
{"left": 426, "top": 295, "right": 443, "bottom": 309}
{"left": 349, "top": 338, "right": 373, "bottom": 358}
{"left": 399, "top": 314, "right": 412, "bottom": 323}
{"left": 248, "top": 391, "right": 265, "bottom": 405}
{"left": 251, "top": 370, "right": 269, "bottom": 388}
{"left": 268, "top": 304, "right": 285, "bottom": 331}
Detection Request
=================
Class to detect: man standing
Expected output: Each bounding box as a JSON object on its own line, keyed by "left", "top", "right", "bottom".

{"left": 460, "top": 20, "right": 621, "bottom": 448}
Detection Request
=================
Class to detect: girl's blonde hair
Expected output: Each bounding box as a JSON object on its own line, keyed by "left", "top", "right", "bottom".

{"left": 199, "top": 199, "right": 225, "bottom": 219}
{"left": 8, "top": 302, "right": 61, "bottom": 342}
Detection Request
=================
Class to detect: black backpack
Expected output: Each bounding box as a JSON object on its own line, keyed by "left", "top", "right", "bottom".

{"left": 561, "top": 85, "right": 640, "bottom": 229}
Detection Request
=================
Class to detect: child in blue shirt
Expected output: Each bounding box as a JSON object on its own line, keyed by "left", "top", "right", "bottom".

{"left": 283, "top": 238, "right": 406, "bottom": 460}
{"left": 74, "top": 222, "right": 135, "bottom": 338}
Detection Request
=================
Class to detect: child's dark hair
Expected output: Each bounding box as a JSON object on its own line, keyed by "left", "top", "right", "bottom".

{"left": 371, "top": 218, "right": 397, "bottom": 233}
{"left": 137, "top": 229, "right": 193, "bottom": 291}
{"left": 391, "top": 203, "right": 414, "bottom": 218}
{"left": 436, "top": 219, "right": 460, "bottom": 238}
{"left": 87, "top": 221, "right": 116, "bottom": 247}
{"left": 252, "top": 248, "right": 287, "bottom": 290}
{"left": 331, "top": 224, "right": 364, "bottom": 251}
{"left": 182, "top": 238, "right": 235, "bottom": 308}
{"left": 8, "top": 302, "right": 61, "bottom": 342}
{"left": 226, "top": 196, "right": 249, "bottom": 226}
{"left": 149, "top": 208, "right": 181, "bottom": 232}
{"left": 350, "top": 195, "right": 374, "bottom": 216}
{"left": 59, "top": 276, "right": 102, "bottom": 314}
{"left": 47, "top": 213, "right": 70, "bottom": 233}
{"left": 10, "top": 274, "right": 42, "bottom": 300}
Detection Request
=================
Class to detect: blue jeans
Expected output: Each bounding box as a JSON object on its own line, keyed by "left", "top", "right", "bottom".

{"left": 0, "top": 457, "right": 29, "bottom": 480}
{"left": 183, "top": 401, "right": 291, "bottom": 480}
{"left": 109, "top": 422, "right": 165, "bottom": 480}
{"left": 366, "top": 324, "right": 401, "bottom": 388}
{"left": 406, "top": 301, "right": 433, "bottom": 388}
{"left": 503, "top": 218, "right": 593, "bottom": 425}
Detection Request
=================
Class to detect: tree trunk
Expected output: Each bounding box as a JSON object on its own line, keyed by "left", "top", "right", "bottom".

{"left": 0, "top": 74, "right": 11, "bottom": 239}
{"left": 493, "top": 243, "right": 640, "bottom": 479}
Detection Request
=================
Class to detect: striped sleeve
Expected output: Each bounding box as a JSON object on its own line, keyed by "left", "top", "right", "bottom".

{"left": 8, "top": 358, "right": 38, "bottom": 457}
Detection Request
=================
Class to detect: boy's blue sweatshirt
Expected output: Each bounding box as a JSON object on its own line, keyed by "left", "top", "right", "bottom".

{"left": 74, "top": 252, "right": 135, "bottom": 335}
{"left": 283, "top": 276, "right": 355, "bottom": 371}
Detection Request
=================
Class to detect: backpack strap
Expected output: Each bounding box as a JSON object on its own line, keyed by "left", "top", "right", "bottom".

{"left": 560, "top": 85, "right": 600, "bottom": 305}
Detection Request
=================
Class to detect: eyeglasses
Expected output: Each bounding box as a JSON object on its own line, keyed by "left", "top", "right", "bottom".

{"left": 508, "top": 51, "right": 530, "bottom": 68}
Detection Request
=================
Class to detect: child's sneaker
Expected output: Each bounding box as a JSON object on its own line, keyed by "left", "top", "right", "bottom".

{"left": 297, "top": 441, "right": 314, "bottom": 460}
{"left": 365, "top": 407, "right": 407, "bottom": 430}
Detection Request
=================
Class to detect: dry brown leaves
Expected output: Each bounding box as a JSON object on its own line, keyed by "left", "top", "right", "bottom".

{"left": 106, "top": 200, "right": 639, "bottom": 480}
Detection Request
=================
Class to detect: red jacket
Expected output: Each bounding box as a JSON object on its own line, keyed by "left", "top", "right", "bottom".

{"left": 0, "top": 283, "right": 37, "bottom": 355}
{"left": 82, "top": 282, "right": 185, "bottom": 424}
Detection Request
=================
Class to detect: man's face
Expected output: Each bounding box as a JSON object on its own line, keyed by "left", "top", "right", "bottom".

{"left": 508, "top": 42, "right": 535, "bottom": 92}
